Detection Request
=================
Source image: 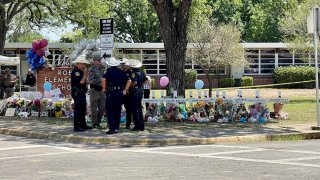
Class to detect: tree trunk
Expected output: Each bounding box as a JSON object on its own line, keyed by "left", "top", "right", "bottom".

{"left": 0, "top": 5, "right": 7, "bottom": 55}
{"left": 149, "top": 0, "right": 192, "bottom": 97}
{"left": 208, "top": 75, "right": 213, "bottom": 98}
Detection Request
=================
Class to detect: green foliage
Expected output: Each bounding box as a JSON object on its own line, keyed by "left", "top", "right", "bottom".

{"left": 220, "top": 78, "right": 235, "bottom": 88}
{"left": 273, "top": 66, "right": 316, "bottom": 88}
{"left": 210, "top": 0, "right": 299, "bottom": 42}
{"left": 240, "top": 76, "right": 253, "bottom": 87}
{"left": 184, "top": 69, "right": 198, "bottom": 88}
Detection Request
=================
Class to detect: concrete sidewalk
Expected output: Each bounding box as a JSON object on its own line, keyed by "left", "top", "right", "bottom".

{"left": 0, "top": 117, "right": 320, "bottom": 146}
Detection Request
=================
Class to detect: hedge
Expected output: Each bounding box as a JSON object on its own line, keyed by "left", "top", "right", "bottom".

{"left": 273, "top": 66, "right": 316, "bottom": 88}
{"left": 221, "top": 78, "right": 235, "bottom": 88}
{"left": 240, "top": 76, "right": 253, "bottom": 87}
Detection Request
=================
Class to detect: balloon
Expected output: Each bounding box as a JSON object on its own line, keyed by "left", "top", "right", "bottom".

{"left": 160, "top": 76, "right": 169, "bottom": 87}
{"left": 36, "top": 49, "right": 45, "bottom": 57}
{"left": 44, "top": 90, "right": 53, "bottom": 98}
{"left": 39, "top": 39, "right": 48, "bottom": 48}
{"left": 32, "top": 40, "right": 40, "bottom": 50}
{"left": 43, "top": 82, "right": 52, "bottom": 91}
{"left": 195, "top": 80, "right": 204, "bottom": 90}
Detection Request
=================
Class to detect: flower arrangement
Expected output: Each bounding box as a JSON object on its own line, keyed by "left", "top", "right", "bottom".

{"left": 145, "top": 103, "right": 158, "bottom": 123}
{"left": 53, "top": 101, "right": 62, "bottom": 112}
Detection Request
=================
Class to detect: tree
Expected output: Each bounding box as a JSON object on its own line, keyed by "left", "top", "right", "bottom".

{"left": 57, "top": 0, "right": 115, "bottom": 40}
{"left": 280, "top": 0, "right": 316, "bottom": 55}
{"left": 59, "top": 0, "right": 161, "bottom": 43}
{"left": 0, "top": 0, "right": 63, "bottom": 54}
{"left": 210, "top": 0, "right": 299, "bottom": 42}
{"left": 187, "top": 22, "right": 248, "bottom": 97}
{"left": 114, "top": 0, "right": 161, "bottom": 42}
{"left": 148, "top": 0, "right": 192, "bottom": 96}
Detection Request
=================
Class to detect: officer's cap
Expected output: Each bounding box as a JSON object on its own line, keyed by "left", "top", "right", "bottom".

{"left": 128, "top": 59, "right": 142, "bottom": 68}
{"left": 73, "top": 54, "right": 90, "bottom": 64}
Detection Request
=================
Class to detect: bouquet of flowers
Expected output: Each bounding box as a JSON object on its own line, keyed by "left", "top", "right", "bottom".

{"left": 248, "top": 102, "right": 269, "bottom": 123}
{"left": 145, "top": 103, "right": 158, "bottom": 123}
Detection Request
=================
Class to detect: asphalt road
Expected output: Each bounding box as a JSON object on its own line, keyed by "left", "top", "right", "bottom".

{"left": 1, "top": 134, "right": 320, "bottom": 180}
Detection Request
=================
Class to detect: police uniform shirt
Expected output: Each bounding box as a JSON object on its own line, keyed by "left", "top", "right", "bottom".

{"left": 102, "top": 66, "right": 129, "bottom": 89}
{"left": 131, "top": 68, "right": 147, "bottom": 87}
{"left": 89, "top": 65, "right": 104, "bottom": 86}
{"left": 71, "top": 66, "right": 86, "bottom": 89}
{"left": 125, "top": 69, "right": 135, "bottom": 82}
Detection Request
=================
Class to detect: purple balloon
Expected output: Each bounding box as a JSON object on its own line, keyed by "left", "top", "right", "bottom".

{"left": 160, "top": 76, "right": 169, "bottom": 87}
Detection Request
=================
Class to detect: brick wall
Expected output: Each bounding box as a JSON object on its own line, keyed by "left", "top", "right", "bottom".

{"left": 36, "top": 67, "right": 73, "bottom": 97}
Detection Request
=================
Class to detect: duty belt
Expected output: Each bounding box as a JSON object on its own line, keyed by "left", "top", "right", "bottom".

{"left": 107, "top": 86, "right": 123, "bottom": 91}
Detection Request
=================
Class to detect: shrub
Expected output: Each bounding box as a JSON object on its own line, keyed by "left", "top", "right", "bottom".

{"left": 220, "top": 78, "right": 234, "bottom": 88}
{"left": 240, "top": 76, "right": 253, "bottom": 87}
{"left": 185, "top": 69, "right": 197, "bottom": 88}
{"left": 273, "top": 66, "right": 316, "bottom": 88}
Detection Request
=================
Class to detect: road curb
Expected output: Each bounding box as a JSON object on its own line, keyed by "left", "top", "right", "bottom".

{"left": 1, "top": 127, "right": 320, "bottom": 146}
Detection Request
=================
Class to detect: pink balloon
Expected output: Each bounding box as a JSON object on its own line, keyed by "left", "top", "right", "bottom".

{"left": 160, "top": 76, "right": 169, "bottom": 87}
{"left": 44, "top": 90, "right": 52, "bottom": 98}
{"left": 32, "top": 40, "right": 40, "bottom": 50}
{"left": 36, "top": 48, "right": 45, "bottom": 57}
{"left": 39, "top": 39, "right": 48, "bottom": 48}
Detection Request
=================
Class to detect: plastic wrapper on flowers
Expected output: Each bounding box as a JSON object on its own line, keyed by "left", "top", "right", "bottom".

{"left": 215, "top": 98, "right": 237, "bottom": 123}
{"left": 247, "top": 102, "right": 270, "bottom": 123}
{"left": 145, "top": 103, "right": 158, "bottom": 123}
{"left": 188, "top": 100, "right": 213, "bottom": 123}
{"left": 164, "top": 102, "right": 187, "bottom": 122}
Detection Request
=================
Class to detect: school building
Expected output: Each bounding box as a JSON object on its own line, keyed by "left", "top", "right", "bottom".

{"left": 3, "top": 42, "right": 314, "bottom": 89}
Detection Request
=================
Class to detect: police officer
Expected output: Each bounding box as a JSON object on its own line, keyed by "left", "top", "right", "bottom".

{"left": 128, "top": 59, "right": 148, "bottom": 131}
{"left": 102, "top": 57, "right": 131, "bottom": 134}
{"left": 71, "top": 55, "right": 91, "bottom": 132}
{"left": 120, "top": 58, "right": 135, "bottom": 129}
{"left": 89, "top": 53, "right": 106, "bottom": 129}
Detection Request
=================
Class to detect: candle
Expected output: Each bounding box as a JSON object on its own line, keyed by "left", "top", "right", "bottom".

{"left": 222, "top": 90, "right": 226, "bottom": 98}
{"left": 203, "top": 91, "right": 207, "bottom": 97}
{"left": 189, "top": 90, "right": 193, "bottom": 97}
{"left": 151, "top": 91, "right": 155, "bottom": 98}
{"left": 216, "top": 90, "right": 219, "bottom": 97}
{"left": 256, "top": 90, "right": 260, "bottom": 98}
{"left": 237, "top": 89, "right": 243, "bottom": 97}
{"left": 173, "top": 91, "right": 177, "bottom": 98}
{"left": 197, "top": 90, "right": 201, "bottom": 98}
{"left": 278, "top": 90, "right": 282, "bottom": 98}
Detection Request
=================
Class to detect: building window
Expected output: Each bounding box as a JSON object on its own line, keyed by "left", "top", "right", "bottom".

{"left": 245, "top": 50, "right": 259, "bottom": 74}
{"left": 278, "top": 50, "right": 293, "bottom": 67}
{"left": 1, "top": 66, "right": 17, "bottom": 75}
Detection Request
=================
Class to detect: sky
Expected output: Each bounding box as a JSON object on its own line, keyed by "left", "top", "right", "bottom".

{"left": 40, "top": 24, "right": 74, "bottom": 42}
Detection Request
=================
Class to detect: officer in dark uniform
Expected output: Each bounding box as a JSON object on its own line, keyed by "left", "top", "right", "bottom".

{"left": 71, "top": 55, "right": 91, "bottom": 132}
{"left": 128, "top": 59, "right": 148, "bottom": 131}
{"left": 120, "top": 58, "right": 135, "bottom": 129}
{"left": 102, "top": 57, "right": 131, "bottom": 134}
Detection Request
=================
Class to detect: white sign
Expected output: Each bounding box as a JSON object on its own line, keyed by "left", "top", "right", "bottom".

{"left": 5, "top": 108, "right": 16, "bottom": 116}
{"left": 100, "top": 34, "right": 114, "bottom": 48}
{"left": 101, "top": 49, "right": 113, "bottom": 61}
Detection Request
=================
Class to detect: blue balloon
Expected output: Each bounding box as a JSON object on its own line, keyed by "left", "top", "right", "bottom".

{"left": 43, "top": 82, "right": 52, "bottom": 91}
{"left": 195, "top": 80, "right": 204, "bottom": 90}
